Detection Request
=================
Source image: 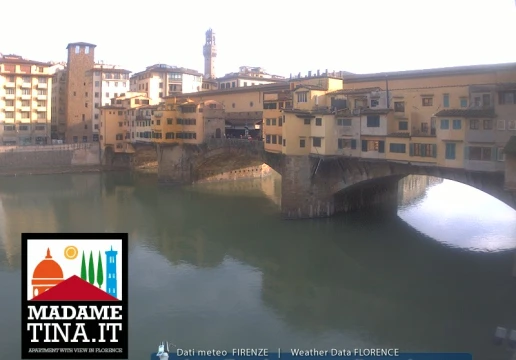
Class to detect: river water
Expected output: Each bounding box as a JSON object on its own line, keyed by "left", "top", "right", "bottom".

{"left": 0, "top": 172, "right": 515, "bottom": 360}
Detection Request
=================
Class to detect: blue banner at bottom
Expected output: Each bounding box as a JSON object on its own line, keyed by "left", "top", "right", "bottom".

{"left": 150, "top": 353, "right": 472, "bottom": 360}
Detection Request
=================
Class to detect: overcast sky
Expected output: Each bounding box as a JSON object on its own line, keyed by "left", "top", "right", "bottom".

{"left": 2, "top": 0, "right": 515, "bottom": 77}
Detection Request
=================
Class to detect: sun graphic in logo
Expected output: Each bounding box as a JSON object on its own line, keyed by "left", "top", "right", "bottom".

{"left": 64, "top": 246, "right": 78, "bottom": 260}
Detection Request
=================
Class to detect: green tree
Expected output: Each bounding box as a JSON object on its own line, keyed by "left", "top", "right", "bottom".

{"left": 80, "top": 251, "right": 87, "bottom": 281}
{"left": 96, "top": 251, "right": 104, "bottom": 289}
{"left": 88, "top": 251, "right": 95, "bottom": 285}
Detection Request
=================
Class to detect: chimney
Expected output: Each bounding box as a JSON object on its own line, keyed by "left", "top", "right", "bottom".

{"left": 317, "top": 70, "right": 320, "bottom": 76}
{"left": 308, "top": 71, "right": 312, "bottom": 77}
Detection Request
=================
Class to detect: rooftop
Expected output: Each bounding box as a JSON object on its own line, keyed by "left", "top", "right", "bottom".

{"left": 131, "top": 64, "right": 202, "bottom": 77}
{"left": 343, "top": 62, "right": 516, "bottom": 83}
{"left": 0, "top": 54, "right": 51, "bottom": 67}
{"left": 328, "top": 87, "right": 382, "bottom": 96}
{"left": 66, "top": 42, "right": 97, "bottom": 49}
{"left": 167, "top": 83, "right": 290, "bottom": 99}
{"left": 434, "top": 108, "right": 497, "bottom": 118}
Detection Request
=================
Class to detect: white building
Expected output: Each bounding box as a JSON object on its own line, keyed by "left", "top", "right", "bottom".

{"left": 217, "top": 66, "right": 286, "bottom": 89}
{"left": 129, "top": 64, "right": 203, "bottom": 104}
{"left": 86, "top": 64, "right": 131, "bottom": 141}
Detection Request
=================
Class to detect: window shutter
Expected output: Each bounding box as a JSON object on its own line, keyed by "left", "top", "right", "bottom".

{"left": 421, "top": 144, "right": 427, "bottom": 157}
{"left": 463, "top": 145, "right": 469, "bottom": 160}
{"left": 491, "top": 147, "right": 497, "bottom": 161}
{"left": 351, "top": 139, "right": 356, "bottom": 149}
{"left": 378, "top": 141, "right": 385, "bottom": 153}
{"left": 362, "top": 140, "right": 367, "bottom": 152}
{"left": 432, "top": 144, "right": 437, "bottom": 158}
{"left": 409, "top": 143, "right": 414, "bottom": 156}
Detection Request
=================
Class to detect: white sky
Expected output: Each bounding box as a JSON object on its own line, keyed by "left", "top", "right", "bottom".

{"left": 2, "top": 0, "right": 516, "bottom": 77}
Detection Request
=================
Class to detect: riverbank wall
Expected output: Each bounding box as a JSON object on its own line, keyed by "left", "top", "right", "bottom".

{"left": 0, "top": 143, "right": 273, "bottom": 182}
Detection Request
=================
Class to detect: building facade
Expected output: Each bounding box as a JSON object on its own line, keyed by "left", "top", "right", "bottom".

{"left": 50, "top": 64, "right": 67, "bottom": 141}
{"left": 129, "top": 64, "right": 203, "bottom": 104}
{"left": 0, "top": 54, "right": 56, "bottom": 145}
{"left": 86, "top": 64, "right": 131, "bottom": 142}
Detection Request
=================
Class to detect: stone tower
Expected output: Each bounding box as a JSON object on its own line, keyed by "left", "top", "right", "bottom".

{"left": 203, "top": 29, "right": 217, "bottom": 79}
{"left": 65, "top": 42, "right": 96, "bottom": 144}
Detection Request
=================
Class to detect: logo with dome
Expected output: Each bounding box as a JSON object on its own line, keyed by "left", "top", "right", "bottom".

{"left": 21, "top": 233, "right": 129, "bottom": 360}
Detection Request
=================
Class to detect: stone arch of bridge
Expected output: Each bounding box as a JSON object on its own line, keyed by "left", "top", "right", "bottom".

{"left": 327, "top": 159, "right": 516, "bottom": 212}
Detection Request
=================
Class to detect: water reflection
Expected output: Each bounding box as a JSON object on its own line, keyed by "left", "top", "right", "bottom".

{"left": 399, "top": 179, "right": 516, "bottom": 252}
{"left": 0, "top": 173, "right": 515, "bottom": 360}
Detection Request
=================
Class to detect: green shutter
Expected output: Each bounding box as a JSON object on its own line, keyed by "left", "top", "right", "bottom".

{"left": 421, "top": 144, "right": 427, "bottom": 157}
{"left": 464, "top": 145, "right": 469, "bottom": 160}
{"left": 432, "top": 144, "right": 437, "bottom": 158}
{"left": 409, "top": 143, "right": 414, "bottom": 156}
{"left": 491, "top": 147, "right": 497, "bottom": 161}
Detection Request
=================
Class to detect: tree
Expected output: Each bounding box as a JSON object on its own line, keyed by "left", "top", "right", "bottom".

{"left": 80, "top": 251, "right": 87, "bottom": 281}
{"left": 96, "top": 251, "right": 104, "bottom": 289}
{"left": 88, "top": 251, "right": 95, "bottom": 285}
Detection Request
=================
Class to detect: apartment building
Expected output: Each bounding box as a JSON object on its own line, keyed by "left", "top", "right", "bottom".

{"left": 86, "top": 64, "right": 131, "bottom": 141}
{"left": 129, "top": 64, "right": 203, "bottom": 104}
{"left": 0, "top": 54, "right": 57, "bottom": 145}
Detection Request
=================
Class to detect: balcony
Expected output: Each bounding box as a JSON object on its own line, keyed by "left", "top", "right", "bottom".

{"left": 37, "top": 83, "right": 47, "bottom": 89}
{"left": 20, "top": 106, "right": 30, "bottom": 112}
{"left": 136, "top": 115, "right": 150, "bottom": 120}
{"left": 36, "top": 107, "right": 47, "bottom": 112}
{"left": 4, "top": 106, "right": 14, "bottom": 112}
{"left": 4, "top": 82, "right": 15, "bottom": 88}
{"left": 20, "top": 94, "right": 31, "bottom": 100}
{"left": 37, "top": 95, "right": 47, "bottom": 100}
{"left": 153, "top": 112, "right": 163, "bottom": 118}
{"left": 21, "top": 83, "right": 32, "bottom": 89}
{"left": 4, "top": 94, "right": 15, "bottom": 100}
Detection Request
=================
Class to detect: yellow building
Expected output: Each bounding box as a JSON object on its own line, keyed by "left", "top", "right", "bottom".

{"left": 0, "top": 54, "right": 57, "bottom": 145}
{"left": 99, "top": 92, "right": 151, "bottom": 153}
{"left": 151, "top": 99, "right": 225, "bottom": 144}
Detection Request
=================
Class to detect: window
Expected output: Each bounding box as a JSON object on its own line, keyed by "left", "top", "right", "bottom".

{"left": 95, "top": 92, "right": 99, "bottom": 98}
{"left": 315, "top": 118, "right": 322, "bottom": 126}
{"left": 470, "top": 119, "right": 479, "bottom": 130}
{"left": 82, "top": 136, "right": 88, "bottom": 143}
{"left": 283, "top": 139, "right": 286, "bottom": 146}
{"left": 499, "top": 91, "right": 516, "bottom": 105}
{"left": 370, "top": 99, "right": 379, "bottom": 107}
{"left": 452, "top": 119, "right": 461, "bottom": 129}
{"left": 460, "top": 98, "right": 468, "bottom": 108}
{"left": 297, "top": 91, "right": 308, "bottom": 103}
{"left": 410, "top": 143, "right": 436, "bottom": 157}
{"left": 167, "top": 118, "right": 173, "bottom": 125}
{"left": 266, "top": 135, "right": 271, "bottom": 143}
{"left": 394, "top": 102, "right": 405, "bottom": 112}
{"left": 389, "top": 143, "right": 406, "bottom": 153}
{"left": 508, "top": 120, "right": 516, "bottom": 131}
{"left": 21, "top": 112, "right": 29, "bottom": 118}
{"left": 398, "top": 121, "right": 408, "bottom": 130}
{"left": 5, "top": 100, "right": 14, "bottom": 106}
{"left": 271, "top": 135, "right": 277, "bottom": 144}
{"left": 279, "top": 117, "right": 283, "bottom": 126}
{"left": 366, "top": 115, "right": 380, "bottom": 127}
{"left": 271, "top": 118, "right": 277, "bottom": 126}
{"left": 445, "top": 143, "right": 456, "bottom": 160}
{"left": 351, "top": 139, "right": 357, "bottom": 149}
{"left": 483, "top": 119, "right": 493, "bottom": 130}
{"left": 468, "top": 146, "right": 492, "bottom": 161}
{"left": 482, "top": 94, "right": 491, "bottom": 107}
{"left": 300, "top": 139, "right": 306, "bottom": 148}
{"left": 440, "top": 119, "right": 449, "bottom": 129}
{"left": 266, "top": 119, "right": 271, "bottom": 126}
{"left": 75, "top": 46, "right": 80, "bottom": 53}
{"left": 443, "top": 94, "right": 450, "bottom": 107}
{"left": 497, "top": 120, "right": 506, "bottom": 130}
{"left": 304, "top": 118, "right": 310, "bottom": 125}
{"left": 312, "top": 137, "right": 322, "bottom": 147}
{"left": 337, "top": 118, "right": 352, "bottom": 126}
{"left": 73, "top": 136, "right": 78, "bottom": 143}
{"left": 422, "top": 97, "right": 433, "bottom": 106}
{"left": 95, "top": 81, "right": 100, "bottom": 87}
{"left": 22, "top": 89, "right": 31, "bottom": 95}
{"left": 337, "top": 139, "right": 348, "bottom": 149}
{"left": 263, "top": 102, "right": 277, "bottom": 109}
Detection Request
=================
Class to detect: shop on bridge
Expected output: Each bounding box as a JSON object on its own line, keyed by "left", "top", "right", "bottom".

{"left": 225, "top": 112, "right": 263, "bottom": 139}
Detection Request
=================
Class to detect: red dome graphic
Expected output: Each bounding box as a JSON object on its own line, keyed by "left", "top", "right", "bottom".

{"left": 31, "top": 248, "right": 64, "bottom": 299}
{"left": 31, "top": 275, "right": 118, "bottom": 301}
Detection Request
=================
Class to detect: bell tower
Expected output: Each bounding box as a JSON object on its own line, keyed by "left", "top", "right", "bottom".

{"left": 203, "top": 29, "right": 217, "bottom": 79}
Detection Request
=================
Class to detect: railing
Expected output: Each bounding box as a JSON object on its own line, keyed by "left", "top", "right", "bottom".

{"left": 0, "top": 142, "right": 95, "bottom": 153}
